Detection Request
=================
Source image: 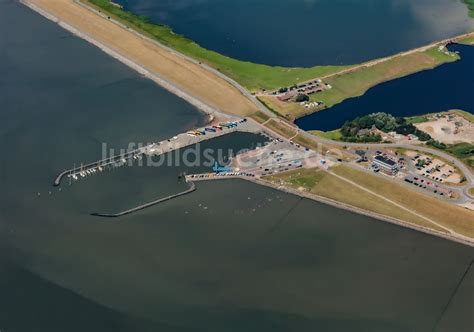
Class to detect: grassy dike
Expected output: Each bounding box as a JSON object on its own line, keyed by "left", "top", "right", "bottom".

{"left": 458, "top": 35, "right": 474, "bottom": 45}
{"left": 264, "top": 166, "right": 474, "bottom": 238}
{"left": 464, "top": 0, "right": 474, "bottom": 17}
{"left": 85, "top": 0, "right": 469, "bottom": 122}
{"left": 312, "top": 48, "right": 460, "bottom": 107}
{"left": 86, "top": 0, "right": 348, "bottom": 92}
{"left": 444, "top": 143, "right": 474, "bottom": 170}
{"left": 263, "top": 167, "right": 443, "bottom": 232}
{"left": 260, "top": 47, "right": 460, "bottom": 119}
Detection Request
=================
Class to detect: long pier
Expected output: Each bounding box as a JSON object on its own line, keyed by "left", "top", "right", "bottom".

{"left": 53, "top": 118, "right": 260, "bottom": 187}
{"left": 91, "top": 181, "right": 196, "bottom": 218}
{"left": 185, "top": 173, "right": 256, "bottom": 182}
{"left": 53, "top": 147, "right": 149, "bottom": 186}
{"left": 91, "top": 172, "right": 257, "bottom": 218}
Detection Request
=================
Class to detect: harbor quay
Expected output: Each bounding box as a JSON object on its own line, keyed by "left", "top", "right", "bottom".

{"left": 53, "top": 113, "right": 333, "bottom": 189}
{"left": 53, "top": 117, "right": 262, "bottom": 186}
{"left": 55, "top": 115, "right": 332, "bottom": 218}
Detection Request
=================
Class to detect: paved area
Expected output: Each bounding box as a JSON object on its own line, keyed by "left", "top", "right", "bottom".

{"left": 32, "top": 0, "right": 473, "bottom": 241}
{"left": 144, "top": 118, "right": 260, "bottom": 157}
{"left": 404, "top": 151, "right": 462, "bottom": 184}
{"left": 345, "top": 148, "right": 473, "bottom": 207}
{"left": 231, "top": 135, "right": 328, "bottom": 177}
{"left": 58, "top": 118, "right": 260, "bottom": 186}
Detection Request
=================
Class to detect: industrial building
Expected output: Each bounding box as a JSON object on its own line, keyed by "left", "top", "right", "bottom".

{"left": 373, "top": 155, "right": 399, "bottom": 175}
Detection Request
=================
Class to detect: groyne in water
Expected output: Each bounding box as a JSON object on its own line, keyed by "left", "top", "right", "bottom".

{"left": 91, "top": 181, "right": 196, "bottom": 218}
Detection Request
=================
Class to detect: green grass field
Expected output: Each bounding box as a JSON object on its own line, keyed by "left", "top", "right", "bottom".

{"left": 263, "top": 168, "right": 448, "bottom": 232}
{"left": 464, "top": 0, "right": 474, "bottom": 17}
{"left": 444, "top": 143, "right": 474, "bottom": 169}
{"left": 450, "top": 109, "right": 474, "bottom": 122}
{"left": 86, "top": 0, "right": 348, "bottom": 92}
{"left": 331, "top": 166, "right": 474, "bottom": 237}
{"left": 458, "top": 35, "right": 474, "bottom": 45}
{"left": 406, "top": 115, "right": 430, "bottom": 124}
{"left": 264, "top": 119, "right": 298, "bottom": 138}
{"left": 87, "top": 0, "right": 470, "bottom": 125}
{"left": 283, "top": 169, "right": 325, "bottom": 188}
{"left": 406, "top": 109, "right": 473, "bottom": 124}
{"left": 310, "top": 129, "right": 343, "bottom": 140}
{"left": 258, "top": 46, "right": 459, "bottom": 119}
{"left": 310, "top": 47, "right": 459, "bottom": 108}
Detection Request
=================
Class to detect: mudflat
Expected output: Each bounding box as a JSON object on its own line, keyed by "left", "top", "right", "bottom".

{"left": 27, "top": 0, "right": 259, "bottom": 117}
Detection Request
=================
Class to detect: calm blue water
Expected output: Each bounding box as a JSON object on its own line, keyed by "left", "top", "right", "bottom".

{"left": 116, "top": 0, "right": 474, "bottom": 66}
{"left": 295, "top": 44, "right": 474, "bottom": 131}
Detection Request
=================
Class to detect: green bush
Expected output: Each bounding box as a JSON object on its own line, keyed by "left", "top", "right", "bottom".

{"left": 295, "top": 94, "right": 310, "bottom": 102}
{"left": 340, "top": 112, "right": 432, "bottom": 142}
{"left": 427, "top": 140, "right": 447, "bottom": 150}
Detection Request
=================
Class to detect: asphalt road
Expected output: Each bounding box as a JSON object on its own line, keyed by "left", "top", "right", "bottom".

{"left": 291, "top": 122, "right": 474, "bottom": 186}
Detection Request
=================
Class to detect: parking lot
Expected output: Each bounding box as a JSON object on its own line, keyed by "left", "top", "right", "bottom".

{"left": 349, "top": 148, "right": 462, "bottom": 200}
{"left": 231, "top": 134, "right": 328, "bottom": 177}
{"left": 406, "top": 151, "right": 462, "bottom": 184}
{"left": 404, "top": 175, "right": 455, "bottom": 198}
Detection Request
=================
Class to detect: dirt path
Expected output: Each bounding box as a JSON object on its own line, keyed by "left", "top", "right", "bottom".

{"left": 326, "top": 170, "right": 461, "bottom": 235}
